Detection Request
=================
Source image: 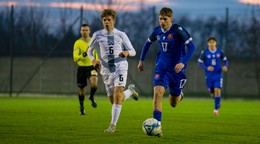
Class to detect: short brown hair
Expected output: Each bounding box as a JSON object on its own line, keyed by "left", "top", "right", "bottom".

{"left": 101, "top": 9, "right": 116, "bottom": 19}
{"left": 159, "top": 7, "right": 173, "bottom": 17}
{"left": 207, "top": 37, "right": 217, "bottom": 42}
{"left": 81, "top": 24, "right": 89, "bottom": 27}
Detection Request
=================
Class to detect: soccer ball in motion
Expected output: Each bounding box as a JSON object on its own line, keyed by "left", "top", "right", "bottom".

{"left": 142, "top": 118, "right": 162, "bottom": 136}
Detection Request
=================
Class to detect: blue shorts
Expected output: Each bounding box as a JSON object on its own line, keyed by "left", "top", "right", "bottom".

{"left": 206, "top": 77, "right": 223, "bottom": 93}
{"left": 153, "top": 70, "right": 187, "bottom": 97}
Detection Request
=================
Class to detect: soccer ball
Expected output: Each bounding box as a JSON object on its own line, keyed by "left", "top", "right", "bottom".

{"left": 142, "top": 118, "right": 162, "bottom": 136}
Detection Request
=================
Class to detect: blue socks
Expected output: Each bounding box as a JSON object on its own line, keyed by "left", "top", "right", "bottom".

{"left": 214, "top": 95, "right": 221, "bottom": 110}
{"left": 153, "top": 110, "right": 162, "bottom": 122}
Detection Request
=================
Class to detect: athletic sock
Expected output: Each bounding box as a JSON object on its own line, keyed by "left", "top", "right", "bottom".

{"left": 214, "top": 95, "right": 221, "bottom": 110}
{"left": 153, "top": 110, "right": 162, "bottom": 125}
{"left": 111, "top": 104, "right": 122, "bottom": 126}
{"left": 90, "top": 87, "right": 97, "bottom": 99}
{"left": 78, "top": 94, "right": 85, "bottom": 107}
{"left": 123, "top": 89, "right": 132, "bottom": 100}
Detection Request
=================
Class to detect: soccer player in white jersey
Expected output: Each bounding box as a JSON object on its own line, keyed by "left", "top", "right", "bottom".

{"left": 87, "top": 9, "right": 139, "bottom": 133}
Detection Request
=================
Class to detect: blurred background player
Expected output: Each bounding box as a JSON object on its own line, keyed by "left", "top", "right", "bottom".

{"left": 198, "top": 37, "right": 228, "bottom": 115}
{"left": 137, "top": 7, "right": 196, "bottom": 136}
{"left": 73, "top": 24, "right": 99, "bottom": 115}
{"left": 87, "top": 9, "right": 139, "bottom": 133}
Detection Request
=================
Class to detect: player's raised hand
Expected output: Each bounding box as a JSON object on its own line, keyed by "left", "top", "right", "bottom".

{"left": 174, "top": 63, "right": 184, "bottom": 73}
{"left": 137, "top": 61, "right": 144, "bottom": 72}
{"left": 207, "top": 66, "right": 214, "bottom": 71}
{"left": 118, "top": 51, "right": 129, "bottom": 58}
{"left": 222, "top": 66, "right": 228, "bottom": 72}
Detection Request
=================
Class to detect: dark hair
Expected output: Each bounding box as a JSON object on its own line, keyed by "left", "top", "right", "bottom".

{"left": 207, "top": 37, "right": 217, "bottom": 42}
{"left": 159, "top": 7, "right": 173, "bottom": 17}
{"left": 81, "top": 24, "right": 89, "bottom": 27}
{"left": 101, "top": 9, "right": 116, "bottom": 19}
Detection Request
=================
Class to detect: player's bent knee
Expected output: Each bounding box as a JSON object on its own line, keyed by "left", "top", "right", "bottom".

{"left": 113, "top": 92, "right": 124, "bottom": 104}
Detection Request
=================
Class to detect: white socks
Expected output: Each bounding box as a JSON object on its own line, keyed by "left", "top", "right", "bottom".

{"left": 111, "top": 104, "right": 122, "bottom": 126}
{"left": 123, "top": 89, "right": 132, "bottom": 100}
{"left": 111, "top": 88, "right": 132, "bottom": 126}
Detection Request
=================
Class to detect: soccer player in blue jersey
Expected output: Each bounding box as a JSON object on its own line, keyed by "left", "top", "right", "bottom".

{"left": 198, "top": 37, "right": 228, "bottom": 115}
{"left": 137, "top": 7, "right": 196, "bottom": 136}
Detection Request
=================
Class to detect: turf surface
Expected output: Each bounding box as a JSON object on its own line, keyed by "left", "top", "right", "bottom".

{"left": 0, "top": 96, "right": 259, "bottom": 144}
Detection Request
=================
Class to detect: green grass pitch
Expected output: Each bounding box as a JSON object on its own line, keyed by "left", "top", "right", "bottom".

{"left": 0, "top": 96, "right": 259, "bottom": 144}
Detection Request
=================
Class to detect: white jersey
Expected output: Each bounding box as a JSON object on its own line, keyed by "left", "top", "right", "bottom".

{"left": 87, "top": 28, "right": 136, "bottom": 75}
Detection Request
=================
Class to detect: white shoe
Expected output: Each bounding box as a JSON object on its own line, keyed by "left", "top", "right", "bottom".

{"left": 128, "top": 84, "right": 139, "bottom": 101}
{"left": 104, "top": 124, "right": 116, "bottom": 133}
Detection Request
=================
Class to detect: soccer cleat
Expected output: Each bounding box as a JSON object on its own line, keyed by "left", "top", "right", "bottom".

{"left": 80, "top": 106, "right": 85, "bottom": 115}
{"left": 213, "top": 110, "right": 219, "bottom": 116}
{"left": 104, "top": 124, "right": 116, "bottom": 133}
{"left": 89, "top": 96, "right": 97, "bottom": 108}
{"left": 128, "top": 84, "right": 139, "bottom": 101}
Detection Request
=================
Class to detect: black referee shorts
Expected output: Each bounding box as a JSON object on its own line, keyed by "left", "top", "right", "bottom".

{"left": 77, "top": 66, "right": 97, "bottom": 88}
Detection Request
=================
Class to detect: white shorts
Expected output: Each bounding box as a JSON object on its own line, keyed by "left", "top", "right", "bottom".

{"left": 102, "top": 70, "right": 128, "bottom": 96}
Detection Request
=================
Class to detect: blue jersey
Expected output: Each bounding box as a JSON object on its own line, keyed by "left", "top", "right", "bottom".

{"left": 198, "top": 49, "right": 228, "bottom": 80}
{"left": 140, "top": 23, "right": 195, "bottom": 95}
{"left": 148, "top": 24, "right": 192, "bottom": 68}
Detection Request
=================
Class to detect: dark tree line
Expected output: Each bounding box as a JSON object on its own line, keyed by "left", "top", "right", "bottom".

{"left": 0, "top": 5, "right": 259, "bottom": 96}
{"left": 0, "top": 6, "right": 259, "bottom": 59}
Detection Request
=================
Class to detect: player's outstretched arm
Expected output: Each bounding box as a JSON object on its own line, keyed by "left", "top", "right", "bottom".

{"left": 181, "top": 41, "right": 196, "bottom": 65}
{"left": 137, "top": 61, "right": 144, "bottom": 72}
{"left": 122, "top": 32, "right": 136, "bottom": 57}
{"left": 87, "top": 33, "right": 98, "bottom": 62}
{"left": 138, "top": 41, "right": 152, "bottom": 72}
